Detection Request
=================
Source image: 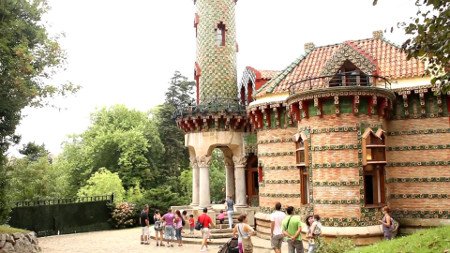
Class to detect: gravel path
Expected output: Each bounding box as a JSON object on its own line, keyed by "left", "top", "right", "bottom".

{"left": 39, "top": 227, "right": 273, "bottom": 253}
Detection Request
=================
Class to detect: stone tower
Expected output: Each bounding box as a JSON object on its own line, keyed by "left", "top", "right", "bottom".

{"left": 176, "top": 0, "right": 247, "bottom": 209}
{"left": 195, "top": 0, "right": 238, "bottom": 105}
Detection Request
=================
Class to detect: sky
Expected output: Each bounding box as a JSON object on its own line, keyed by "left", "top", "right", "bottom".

{"left": 10, "top": 0, "right": 418, "bottom": 156}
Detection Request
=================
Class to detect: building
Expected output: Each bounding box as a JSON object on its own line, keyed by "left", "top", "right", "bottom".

{"left": 176, "top": 0, "right": 450, "bottom": 244}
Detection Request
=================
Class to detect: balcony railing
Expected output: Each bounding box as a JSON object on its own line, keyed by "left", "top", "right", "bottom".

{"left": 175, "top": 97, "right": 246, "bottom": 119}
{"left": 288, "top": 72, "right": 392, "bottom": 95}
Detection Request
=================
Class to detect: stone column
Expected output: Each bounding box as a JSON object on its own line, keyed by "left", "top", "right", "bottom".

{"left": 233, "top": 155, "right": 247, "bottom": 207}
{"left": 198, "top": 155, "right": 212, "bottom": 208}
{"left": 225, "top": 156, "right": 235, "bottom": 200}
{"left": 190, "top": 157, "right": 200, "bottom": 207}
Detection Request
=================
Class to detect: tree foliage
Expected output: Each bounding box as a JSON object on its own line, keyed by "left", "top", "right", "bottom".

{"left": 374, "top": 0, "right": 450, "bottom": 92}
{"left": 0, "top": 0, "right": 78, "bottom": 223}
{"left": 60, "top": 105, "right": 164, "bottom": 191}
{"left": 77, "top": 168, "right": 125, "bottom": 203}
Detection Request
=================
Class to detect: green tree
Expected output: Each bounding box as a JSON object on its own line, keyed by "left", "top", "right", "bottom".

{"left": 19, "top": 142, "right": 48, "bottom": 161}
{"left": 154, "top": 71, "right": 195, "bottom": 179}
{"left": 60, "top": 105, "right": 164, "bottom": 191}
{"left": 374, "top": 0, "right": 450, "bottom": 92}
{"left": 77, "top": 168, "right": 125, "bottom": 203}
{"left": 6, "top": 156, "right": 70, "bottom": 202}
{"left": 210, "top": 149, "right": 226, "bottom": 203}
{"left": 0, "top": 0, "right": 78, "bottom": 223}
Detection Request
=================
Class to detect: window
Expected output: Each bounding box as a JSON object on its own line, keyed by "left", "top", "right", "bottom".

{"left": 329, "top": 60, "right": 369, "bottom": 87}
{"left": 295, "top": 133, "right": 309, "bottom": 204}
{"left": 216, "top": 22, "right": 226, "bottom": 46}
{"left": 362, "top": 129, "right": 386, "bottom": 206}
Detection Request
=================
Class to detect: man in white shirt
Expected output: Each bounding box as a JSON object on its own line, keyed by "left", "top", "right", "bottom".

{"left": 270, "top": 202, "right": 286, "bottom": 253}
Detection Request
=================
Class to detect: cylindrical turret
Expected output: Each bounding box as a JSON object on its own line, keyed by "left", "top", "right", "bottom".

{"left": 194, "top": 0, "right": 238, "bottom": 105}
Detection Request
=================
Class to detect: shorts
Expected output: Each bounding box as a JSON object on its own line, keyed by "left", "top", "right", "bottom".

{"left": 141, "top": 226, "right": 149, "bottom": 236}
{"left": 201, "top": 227, "right": 210, "bottom": 239}
{"left": 164, "top": 225, "right": 175, "bottom": 240}
{"left": 175, "top": 228, "right": 182, "bottom": 240}
{"left": 271, "top": 234, "right": 284, "bottom": 249}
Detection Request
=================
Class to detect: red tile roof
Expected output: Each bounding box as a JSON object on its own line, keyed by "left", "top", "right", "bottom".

{"left": 259, "top": 70, "right": 280, "bottom": 80}
{"left": 256, "top": 37, "right": 426, "bottom": 97}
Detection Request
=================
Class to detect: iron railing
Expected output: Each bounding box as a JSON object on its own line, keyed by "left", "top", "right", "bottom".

{"left": 174, "top": 97, "right": 246, "bottom": 119}
{"left": 14, "top": 194, "right": 114, "bottom": 207}
{"left": 288, "top": 72, "right": 392, "bottom": 95}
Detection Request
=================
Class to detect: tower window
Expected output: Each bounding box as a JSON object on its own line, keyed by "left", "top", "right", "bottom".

{"left": 216, "top": 22, "right": 226, "bottom": 46}
{"left": 362, "top": 128, "right": 387, "bottom": 206}
{"left": 295, "top": 133, "right": 309, "bottom": 205}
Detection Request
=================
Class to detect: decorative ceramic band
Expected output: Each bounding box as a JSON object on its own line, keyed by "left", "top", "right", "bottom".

{"left": 262, "top": 165, "right": 297, "bottom": 170}
{"left": 313, "top": 181, "right": 360, "bottom": 187}
{"left": 387, "top": 128, "right": 450, "bottom": 136}
{"left": 258, "top": 137, "right": 294, "bottom": 144}
{"left": 314, "top": 199, "right": 360, "bottom": 204}
{"left": 264, "top": 180, "right": 301, "bottom": 184}
{"left": 312, "top": 162, "right": 359, "bottom": 169}
{"left": 258, "top": 151, "right": 295, "bottom": 157}
{"left": 312, "top": 144, "right": 359, "bottom": 151}
{"left": 310, "top": 126, "right": 359, "bottom": 134}
{"left": 259, "top": 193, "right": 301, "bottom": 198}
{"left": 386, "top": 177, "right": 450, "bottom": 183}
{"left": 387, "top": 161, "right": 450, "bottom": 167}
{"left": 392, "top": 210, "right": 448, "bottom": 219}
{"left": 387, "top": 144, "right": 450, "bottom": 151}
{"left": 390, "top": 194, "right": 448, "bottom": 199}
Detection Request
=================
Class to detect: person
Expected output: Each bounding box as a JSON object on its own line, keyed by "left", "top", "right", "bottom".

{"left": 282, "top": 206, "right": 304, "bottom": 253}
{"left": 305, "top": 214, "right": 322, "bottom": 253}
{"left": 162, "top": 208, "right": 176, "bottom": 247}
{"left": 153, "top": 210, "right": 164, "bottom": 246}
{"left": 189, "top": 214, "right": 195, "bottom": 235}
{"left": 182, "top": 210, "right": 188, "bottom": 229}
{"left": 379, "top": 206, "right": 394, "bottom": 240}
{"left": 139, "top": 205, "right": 150, "bottom": 245}
{"left": 270, "top": 202, "right": 286, "bottom": 253}
{"left": 226, "top": 196, "right": 235, "bottom": 228}
{"left": 198, "top": 207, "right": 213, "bottom": 252}
{"left": 174, "top": 210, "right": 184, "bottom": 247}
{"left": 233, "top": 214, "right": 255, "bottom": 253}
{"left": 218, "top": 210, "right": 225, "bottom": 224}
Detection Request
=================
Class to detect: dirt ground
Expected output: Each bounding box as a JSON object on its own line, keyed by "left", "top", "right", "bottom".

{"left": 39, "top": 227, "right": 274, "bottom": 253}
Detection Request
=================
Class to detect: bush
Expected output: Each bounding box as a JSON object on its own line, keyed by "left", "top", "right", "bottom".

{"left": 0, "top": 164, "right": 11, "bottom": 224}
{"left": 111, "top": 202, "right": 136, "bottom": 228}
{"left": 317, "top": 237, "right": 356, "bottom": 253}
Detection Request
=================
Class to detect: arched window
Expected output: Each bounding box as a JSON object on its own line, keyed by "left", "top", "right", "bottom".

{"left": 216, "top": 22, "right": 226, "bottom": 46}
{"left": 362, "top": 128, "right": 386, "bottom": 206}
{"left": 295, "top": 133, "right": 309, "bottom": 205}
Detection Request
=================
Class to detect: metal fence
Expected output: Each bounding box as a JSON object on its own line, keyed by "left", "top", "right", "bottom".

{"left": 9, "top": 195, "right": 114, "bottom": 237}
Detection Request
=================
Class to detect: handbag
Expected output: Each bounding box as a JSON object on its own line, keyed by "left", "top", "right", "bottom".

{"left": 195, "top": 215, "right": 203, "bottom": 230}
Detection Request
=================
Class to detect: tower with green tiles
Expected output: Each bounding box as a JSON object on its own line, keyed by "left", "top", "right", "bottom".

{"left": 176, "top": 0, "right": 248, "bottom": 209}
{"left": 194, "top": 0, "right": 238, "bottom": 105}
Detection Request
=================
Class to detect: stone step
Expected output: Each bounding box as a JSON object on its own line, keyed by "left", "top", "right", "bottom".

{"left": 210, "top": 228, "right": 233, "bottom": 234}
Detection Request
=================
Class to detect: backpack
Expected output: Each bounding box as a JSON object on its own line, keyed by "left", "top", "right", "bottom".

{"left": 195, "top": 215, "right": 204, "bottom": 230}
{"left": 154, "top": 216, "right": 163, "bottom": 231}
{"left": 182, "top": 217, "right": 186, "bottom": 226}
{"left": 313, "top": 221, "right": 322, "bottom": 236}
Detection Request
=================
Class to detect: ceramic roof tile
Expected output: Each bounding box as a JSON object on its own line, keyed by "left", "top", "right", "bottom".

{"left": 259, "top": 70, "right": 280, "bottom": 80}
{"left": 256, "top": 37, "right": 426, "bottom": 97}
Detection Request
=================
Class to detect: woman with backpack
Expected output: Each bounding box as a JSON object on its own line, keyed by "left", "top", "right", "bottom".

{"left": 379, "top": 206, "right": 394, "bottom": 240}
{"left": 153, "top": 210, "right": 164, "bottom": 246}
{"left": 233, "top": 214, "right": 255, "bottom": 253}
{"left": 174, "top": 210, "right": 184, "bottom": 247}
{"left": 305, "top": 214, "right": 322, "bottom": 253}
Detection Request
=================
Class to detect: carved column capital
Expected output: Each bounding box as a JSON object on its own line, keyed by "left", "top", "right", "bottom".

{"left": 197, "top": 155, "right": 212, "bottom": 168}
{"left": 233, "top": 155, "right": 247, "bottom": 167}
{"left": 190, "top": 157, "right": 198, "bottom": 169}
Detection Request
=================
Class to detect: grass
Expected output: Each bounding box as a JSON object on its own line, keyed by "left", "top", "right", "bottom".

{"left": 346, "top": 226, "right": 450, "bottom": 253}
{"left": 0, "top": 225, "right": 29, "bottom": 234}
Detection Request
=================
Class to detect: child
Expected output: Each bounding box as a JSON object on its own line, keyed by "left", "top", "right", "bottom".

{"left": 217, "top": 210, "right": 225, "bottom": 224}
{"left": 189, "top": 214, "right": 195, "bottom": 235}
